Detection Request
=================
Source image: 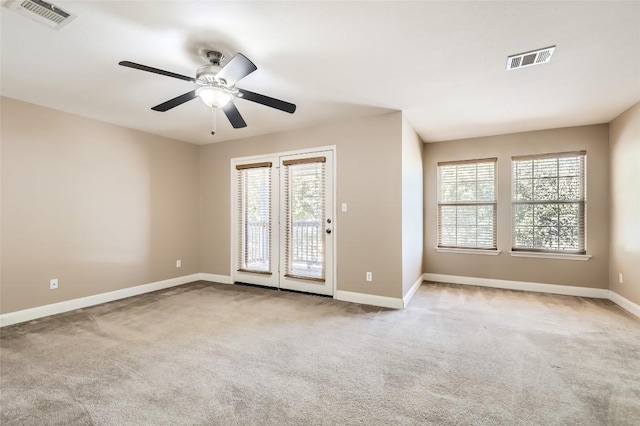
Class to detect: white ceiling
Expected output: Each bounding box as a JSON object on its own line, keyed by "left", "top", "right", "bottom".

{"left": 1, "top": 1, "right": 639, "bottom": 145}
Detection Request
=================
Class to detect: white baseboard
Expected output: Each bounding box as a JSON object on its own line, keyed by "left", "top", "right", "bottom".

{"left": 423, "top": 273, "right": 640, "bottom": 320}
{"left": 335, "top": 290, "right": 404, "bottom": 310}
{"left": 609, "top": 291, "right": 640, "bottom": 319}
{"left": 4, "top": 271, "right": 635, "bottom": 327}
{"left": 197, "top": 273, "right": 233, "bottom": 284}
{"left": 403, "top": 274, "right": 425, "bottom": 308}
{"left": 423, "top": 273, "right": 610, "bottom": 299}
{"left": 0, "top": 274, "right": 202, "bottom": 327}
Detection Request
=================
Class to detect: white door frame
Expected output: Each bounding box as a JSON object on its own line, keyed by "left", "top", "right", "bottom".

{"left": 230, "top": 145, "right": 337, "bottom": 296}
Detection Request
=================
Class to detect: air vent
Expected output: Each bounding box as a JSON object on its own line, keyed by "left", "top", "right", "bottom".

{"left": 9, "top": 0, "right": 76, "bottom": 30}
{"left": 506, "top": 46, "right": 555, "bottom": 71}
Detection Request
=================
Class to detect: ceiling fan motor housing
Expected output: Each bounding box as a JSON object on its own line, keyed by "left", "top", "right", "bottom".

{"left": 195, "top": 51, "right": 230, "bottom": 85}
{"left": 196, "top": 64, "right": 224, "bottom": 85}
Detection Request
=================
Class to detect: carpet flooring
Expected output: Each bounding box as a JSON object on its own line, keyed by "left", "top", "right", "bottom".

{"left": 1, "top": 281, "right": 639, "bottom": 425}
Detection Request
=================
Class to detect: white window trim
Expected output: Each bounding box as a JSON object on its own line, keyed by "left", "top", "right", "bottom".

{"left": 509, "top": 251, "right": 591, "bottom": 261}
{"left": 435, "top": 247, "right": 502, "bottom": 256}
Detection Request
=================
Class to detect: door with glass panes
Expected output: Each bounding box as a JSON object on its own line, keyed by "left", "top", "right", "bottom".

{"left": 233, "top": 150, "right": 334, "bottom": 296}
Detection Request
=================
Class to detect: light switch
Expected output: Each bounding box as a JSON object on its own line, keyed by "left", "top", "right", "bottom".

{"left": 341, "top": 203, "right": 348, "bottom": 212}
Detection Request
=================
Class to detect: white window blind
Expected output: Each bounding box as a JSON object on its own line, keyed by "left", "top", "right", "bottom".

{"left": 437, "top": 158, "right": 497, "bottom": 250}
{"left": 236, "top": 162, "right": 272, "bottom": 274}
{"left": 511, "top": 151, "right": 586, "bottom": 254}
{"left": 283, "top": 157, "right": 326, "bottom": 282}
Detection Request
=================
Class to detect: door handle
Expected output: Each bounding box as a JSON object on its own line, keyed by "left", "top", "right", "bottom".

{"left": 326, "top": 228, "right": 332, "bottom": 234}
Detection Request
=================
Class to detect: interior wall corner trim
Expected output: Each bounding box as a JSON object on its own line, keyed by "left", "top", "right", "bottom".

{"left": 0, "top": 274, "right": 202, "bottom": 327}
{"left": 422, "top": 273, "right": 610, "bottom": 299}
{"left": 403, "top": 274, "right": 425, "bottom": 309}
{"left": 608, "top": 290, "right": 640, "bottom": 320}
{"left": 335, "top": 290, "right": 404, "bottom": 310}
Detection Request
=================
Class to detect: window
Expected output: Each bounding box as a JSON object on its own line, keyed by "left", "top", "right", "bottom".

{"left": 511, "top": 151, "right": 586, "bottom": 254}
{"left": 437, "top": 158, "right": 497, "bottom": 250}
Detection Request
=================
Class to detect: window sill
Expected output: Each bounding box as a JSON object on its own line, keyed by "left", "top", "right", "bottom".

{"left": 509, "top": 251, "right": 591, "bottom": 261}
{"left": 435, "top": 247, "right": 501, "bottom": 256}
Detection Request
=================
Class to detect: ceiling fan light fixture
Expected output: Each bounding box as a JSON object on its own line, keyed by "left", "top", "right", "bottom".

{"left": 196, "top": 86, "right": 233, "bottom": 108}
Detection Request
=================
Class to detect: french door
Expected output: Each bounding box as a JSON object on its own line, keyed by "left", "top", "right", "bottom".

{"left": 233, "top": 149, "right": 334, "bottom": 296}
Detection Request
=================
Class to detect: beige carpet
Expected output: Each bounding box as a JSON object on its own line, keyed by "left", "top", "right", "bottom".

{"left": 1, "top": 281, "right": 639, "bottom": 425}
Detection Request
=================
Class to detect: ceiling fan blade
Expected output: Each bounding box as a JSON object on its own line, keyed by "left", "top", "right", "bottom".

{"left": 222, "top": 102, "right": 247, "bottom": 128}
{"left": 151, "top": 90, "right": 198, "bottom": 112}
{"left": 237, "top": 89, "right": 296, "bottom": 114}
{"left": 119, "top": 61, "right": 195, "bottom": 83}
{"left": 216, "top": 53, "right": 257, "bottom": 85}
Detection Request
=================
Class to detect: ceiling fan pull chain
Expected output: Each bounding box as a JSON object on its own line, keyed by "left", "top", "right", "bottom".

{"left": 211, "top": 107, "right": 217, "bottom": 136}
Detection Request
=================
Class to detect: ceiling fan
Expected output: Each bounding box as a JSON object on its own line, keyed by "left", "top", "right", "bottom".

{"left": 119, "top": 51, "right": 296, "bottom": 135}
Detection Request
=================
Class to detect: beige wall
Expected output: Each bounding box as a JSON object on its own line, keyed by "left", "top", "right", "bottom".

{"left": 3, "top": 94, "right": 628, "bottom": 315}
{"left": 0, "top": 97, "right": 201, "bottom": 314}
{"left": 200, "top": 112, "right": 405, "bottom": 298}
{"left": 401, "top": 118, "right": 424, "bottom": 296}
{"left": 609, "top": 102, "right": 640, "bottom": 305}
{"left": 423, "top": 125, "right": 610, "bottom": 289}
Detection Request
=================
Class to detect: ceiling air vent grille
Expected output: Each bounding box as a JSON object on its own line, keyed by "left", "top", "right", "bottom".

{"left": 9, "top": 0, "right": 76, "bottom": 30}
{"left": 506, "top": 46, "right": 555, "bottom": 71}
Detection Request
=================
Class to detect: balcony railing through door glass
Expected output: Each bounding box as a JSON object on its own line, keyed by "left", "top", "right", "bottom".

{"left": 246, "top": 219, "right": 323, "bottom": 276}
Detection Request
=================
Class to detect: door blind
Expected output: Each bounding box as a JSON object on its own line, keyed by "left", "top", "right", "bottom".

{"left": 236, "top": 162, "right": 273, "bottom": 274}
{"left": 283, "top": 157, "right": 326, "bottom": 281}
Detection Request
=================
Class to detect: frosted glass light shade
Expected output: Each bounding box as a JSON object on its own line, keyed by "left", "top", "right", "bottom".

{"left": 196, "top": 87, "right": 233, "bottom": 108}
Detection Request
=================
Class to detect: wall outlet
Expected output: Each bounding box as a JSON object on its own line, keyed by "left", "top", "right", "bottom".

{"left": 176, "top": 259, "right": 182, "bottom": 268}
{"left": 619, "top": 273, "right": 623, "bottom": 284}
{"left": 366, "top": 272, "right": 372, "bottom": 282}
{"left": 50, "top": 279, "right": 58, "bottom": 290}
